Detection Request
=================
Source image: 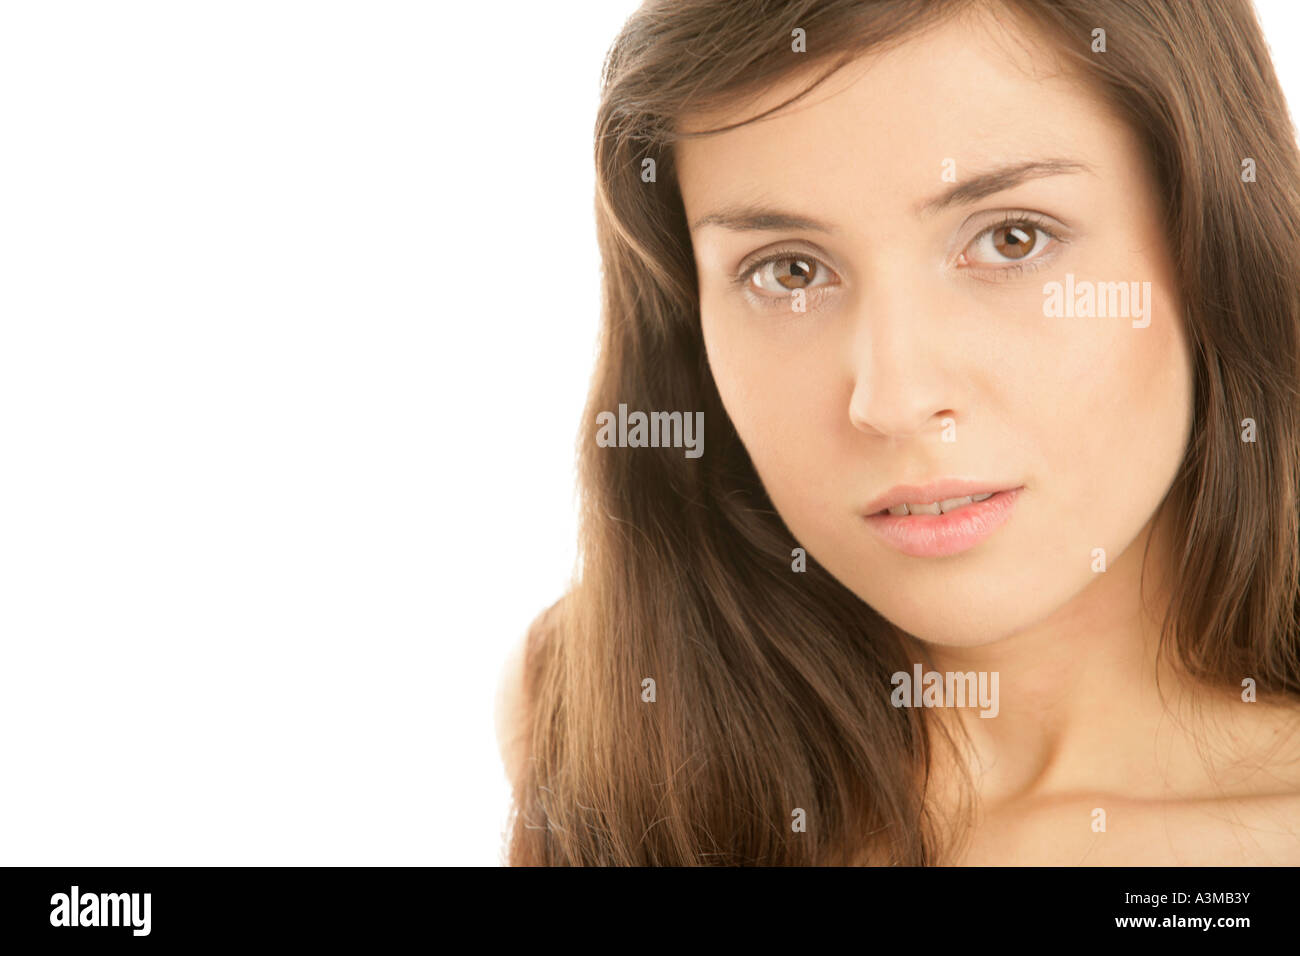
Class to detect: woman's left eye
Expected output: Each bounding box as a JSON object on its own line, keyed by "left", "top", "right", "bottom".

{"left": 961, "top": 217, "right": 1063, "bottom": 272}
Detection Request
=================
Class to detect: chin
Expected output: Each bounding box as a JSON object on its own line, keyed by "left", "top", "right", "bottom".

{"left": 853, "top": 576, "right": 1071, "bottom": 649}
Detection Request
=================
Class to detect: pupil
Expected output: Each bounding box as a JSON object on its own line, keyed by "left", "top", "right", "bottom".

{"left": 781, "top": 259, "right": 812, "bottom": 288}
{"left": 998, "top": 225, "right": 1034, "bottom": 258}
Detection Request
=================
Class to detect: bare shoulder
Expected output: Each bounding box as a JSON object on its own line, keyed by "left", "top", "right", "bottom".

{"left": 1215, "top": 695, "right": 1300, "bottom": 791}
{"left": 1166, "top": 790, "right": 1300, "bottom": 864}
{"left": 1126, "top": 691, "right": 1300, "bottom": 864}
{"left": 494, "top": 630, "right": 530, "bottom": 787}
{"left": 496, "top": 599, "right": 567, "bottom": 786}
{"left": 944, "top": 695, "right": 1300, "bottom": 865}
{"left": 1157, "top": 694, "right": 1300, "bottom": 864}
{"left": 952, "top": 789, "right": 1300, "bottom": 865}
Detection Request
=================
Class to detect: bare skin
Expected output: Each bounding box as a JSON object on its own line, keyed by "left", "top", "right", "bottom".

{"left": 670, "top": 2, "right": 1300, "bottom": 864}
{"left": 920, "top": 504, "right": 1300, "bottom": 865}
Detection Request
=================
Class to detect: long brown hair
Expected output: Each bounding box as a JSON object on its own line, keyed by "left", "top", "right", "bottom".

{"left": 505, "top": 0, "right": 1300, "bottom": 865}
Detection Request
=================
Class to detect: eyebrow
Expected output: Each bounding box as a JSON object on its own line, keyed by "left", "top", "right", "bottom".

{"left": 914, "top": 158, "right": 1093, "bottom": 216}
{"left": 688, "top": 158, "right": 1093, "bottom": 234}
{"left": 688, "top": 206, "right": 838, "bottom": 234}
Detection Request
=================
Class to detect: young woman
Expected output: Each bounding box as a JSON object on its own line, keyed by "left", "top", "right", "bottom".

{"left": 499, "top": 0, "right": 1300, "bottom": 865}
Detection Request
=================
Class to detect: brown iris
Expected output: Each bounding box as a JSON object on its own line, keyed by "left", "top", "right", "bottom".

{"left": 760, "top": 257, "right": 816, "bottom": 290}
{"left": 992, "top": 223, "right": 1037, "bottom": 259}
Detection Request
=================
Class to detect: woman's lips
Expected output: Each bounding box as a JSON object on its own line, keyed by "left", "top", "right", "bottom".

{"left": 863, "top": 487, "right": 1023, "bottom": 558}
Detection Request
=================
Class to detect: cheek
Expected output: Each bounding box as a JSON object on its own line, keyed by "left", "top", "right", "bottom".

{"left": 1029, "top": 280, "right": 1193, "bottom": 559}
{"left": 702, "top": 308, "right": 849, "bottom": 509}
{"left": 1103, "top": 291, "right": 1194, "bottom": 507}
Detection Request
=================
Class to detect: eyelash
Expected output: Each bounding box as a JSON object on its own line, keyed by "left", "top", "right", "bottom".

{"left": 731, "top": 212, "right": 1067, "bottom": 306}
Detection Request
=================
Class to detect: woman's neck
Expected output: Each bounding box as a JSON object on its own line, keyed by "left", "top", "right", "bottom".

{"left": 913, "top": 505, "right": 1291, "bottom": 809}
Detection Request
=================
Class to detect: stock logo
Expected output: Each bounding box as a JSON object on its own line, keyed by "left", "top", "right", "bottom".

{"left": 49, "top": 885, "right": 151, "bottom": 936}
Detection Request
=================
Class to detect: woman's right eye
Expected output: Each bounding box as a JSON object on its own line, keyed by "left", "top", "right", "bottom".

{"left": 737, "top": 252, "right": 840, "bottom": 301}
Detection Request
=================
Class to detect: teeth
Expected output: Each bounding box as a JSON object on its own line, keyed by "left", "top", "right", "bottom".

{"left": 882, "top": 491, "right": 997, "bottom": 516}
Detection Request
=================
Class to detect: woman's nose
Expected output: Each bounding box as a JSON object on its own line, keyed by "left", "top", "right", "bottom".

{"left": 846, "top": 286, "right": 961, "bottom": 440}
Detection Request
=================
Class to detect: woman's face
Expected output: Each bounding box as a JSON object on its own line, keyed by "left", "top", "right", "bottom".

{"left": 675, "top": 8, "right": 1194, "bottom": 647}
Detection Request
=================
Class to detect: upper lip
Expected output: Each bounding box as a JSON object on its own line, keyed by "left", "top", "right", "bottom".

{"left": 863, "top": 479, "right": 1021, "bottom": 515}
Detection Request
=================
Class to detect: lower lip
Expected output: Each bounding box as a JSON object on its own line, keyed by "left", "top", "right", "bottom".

{"left": 863, "top": 488, "right": 1023, "bottom": 558}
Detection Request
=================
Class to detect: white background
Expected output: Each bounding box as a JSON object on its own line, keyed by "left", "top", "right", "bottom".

{"left": 0, "top": 1, "right": 1295, "bottom": 866}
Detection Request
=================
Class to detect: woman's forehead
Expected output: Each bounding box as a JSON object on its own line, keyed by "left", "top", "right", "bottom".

{"left": 674, "top": 2, "right": 1075, "bottom": 139}
{"left": 674, "top": 15, "right": 1138, "bottom": 235}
